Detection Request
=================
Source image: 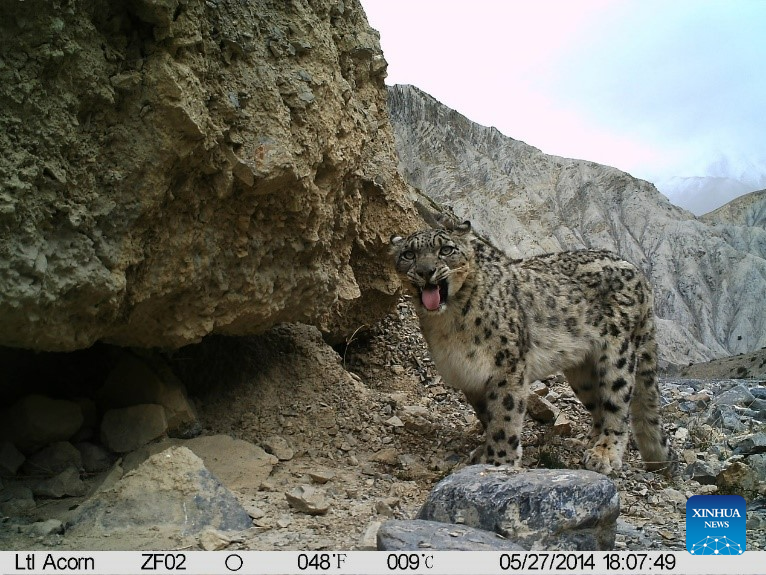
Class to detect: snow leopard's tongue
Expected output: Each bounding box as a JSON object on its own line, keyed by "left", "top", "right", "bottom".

{"left": 421, "top": 285, "right": 441, "bottom": 311}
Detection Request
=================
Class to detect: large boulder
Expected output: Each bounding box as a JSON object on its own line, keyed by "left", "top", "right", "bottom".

{"left": 68, "top": 446, "right": 252, "bottom": 537}
{"left": 0, "top": 395, "right": 83, "bottom": 454}
{"left": 417, "top": 466, "right": 620, "bottom": 551}
{"left": 0, "top": 0, "right": 419, "bottom": 352}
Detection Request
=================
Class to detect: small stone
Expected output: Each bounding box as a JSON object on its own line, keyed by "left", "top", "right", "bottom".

{"left": 661, "top": 487, "right": 687, "bottom": 510}
{"left": 530, "top": 380, "right": 549, "bottom": 396}
{"left": 747, "top": 453, "right": 766, "bottom": 476}
{"left": 750, "top": 398, "right": 766, "bottom": 415}
{"left": 682, "top": 450, "right": 698, "bottom": 464}
{"left": 23, "top": 441, "right": 82, "bottom": 475}
{"left": 730, "top": 432, "right": 766, "bottom": 455}
{"left": 308, "top": 470, "right": 335, "bottom": 484}
{"left": 688, "top": 392, "right": 712, "bottom": 404}
{"left": 708, "top": 404, "right": 746, "bottom": 432}
{"left": 76, "top": 442, "right": 114, "bottom": 473}
{"left": 399, "top": 407, "right": 431, "bottom": 433}
{"left": 199, "top": 527, "right": 233, "bottom": 550}
{"left": 401, "top": 405, "right": 429, "bottom": 418}
{"left": 428, "top": 385, "right": 448, "bottom": 397}
{"left": 263, "top": 435, "right": 294, "bottom": 461}
{"left": 359, "top": 520, "right": 383, "bottom": 550}
{"left": 285, "top": 485, "right": 331, "bottom": 515}
{"left": 374, "top": 500, "right": 395, "bottom": 517}
{"left": 0, "top": 483, "right": 35, "bottom": 513}
{"left": 244, "top": 504, "right": 266, "bottom": 520}
{"left": 684, "top": 460, "right": 720, "bottom": 485}
{"left": 33, "top": 466, "right": 87, "bottom": 498}
{"left": 98, "top": 353, "right": 200, "bottom": 439}
{"left": 385, "top": 416, "right": 404, "bottom": 427}
{"left": 716, "top": 461, "right": 760, "bottom": 497}
{"left": 0, "top": 440, "right": 25, "bottom": 475}
{"left": 526, "top": 393, "right": 558, "bottom": 423}
{"left": 551, "top": 414, "right": 572, "bottom": 435}
{"left": 73, "top": 397, "right": 99, "bottom": 436}
{"left": 100, "top": 404, "right": 168, "bottom": 453}
{"left": 26, "top": 519, "right": 64, "bottom": 537}
{"left": 95, "top": 459, "right": 124, "bottom": 492}
{"left": 276, "top": 515, "right": 293, "bottom": 528}
{"left": 371, "top": 447, "right": 399, "bottom": 465}
{"left": 719, "top": 384, "right": 756, "bottom": 405}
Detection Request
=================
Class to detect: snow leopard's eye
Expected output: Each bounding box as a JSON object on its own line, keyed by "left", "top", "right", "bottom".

{"left": 439, "top": 245, "right": 456, "bottom": 257}
{"left": 401, "top": 250, "right": 416, "bottom": 261}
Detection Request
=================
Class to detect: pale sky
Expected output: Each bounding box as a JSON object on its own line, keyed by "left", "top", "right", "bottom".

{"left": 362, "top": 0, "right": 766, "bottom": 214}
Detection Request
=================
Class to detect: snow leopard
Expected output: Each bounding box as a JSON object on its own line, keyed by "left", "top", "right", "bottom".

{"left": 390, "top": 220, "right": 676, "bottom": 475}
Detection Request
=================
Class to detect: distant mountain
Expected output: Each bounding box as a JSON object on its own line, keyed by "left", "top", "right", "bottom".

{"left": 656, "top": 176, "right": 756, "bottom": 216}
{"left": 656, "top": 153, "right": 766, "bottom": 216}
{"left": 701, "top": 189, "right": 766, "bottom": 229}
{"left": 387, "top": 84, "right": 766, "bottom": 367}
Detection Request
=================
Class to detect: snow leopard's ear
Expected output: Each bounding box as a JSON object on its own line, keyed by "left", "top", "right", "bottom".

{"left": 414, "top": 201, "right": 444, "bottom": 229}
{"left": 454, "top": 221, "right": 472, "bottom": 234}
{"left": 413, "top": 200, "right": 468, "bottom": 232}
{"left": 432, "top": 211, "right": 467, "bottom": 231}
{"left": 389, "top": 234, "right": 406, "bottom": 256}
{"left": 439, "top": 217, "right": 471, "bottom": 234}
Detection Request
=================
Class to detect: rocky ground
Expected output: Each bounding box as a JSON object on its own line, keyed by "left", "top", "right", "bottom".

{"left": 1, "top": 297, "right": 765, "bottom": 551}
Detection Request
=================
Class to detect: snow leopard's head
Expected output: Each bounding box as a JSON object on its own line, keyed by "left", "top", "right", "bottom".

{"left": 390, "top": 221, "right": 474, "bottom": 313}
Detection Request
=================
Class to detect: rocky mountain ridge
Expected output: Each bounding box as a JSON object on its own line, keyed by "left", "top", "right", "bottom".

{"left": 387, "top": 85, "right": 766, "bottom": 367}
{"left": 701, "top": 189, "right": 766, "bottom": 229}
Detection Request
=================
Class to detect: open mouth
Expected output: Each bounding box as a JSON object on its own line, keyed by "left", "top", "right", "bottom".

{"left": 420, "top": 280, "right": 448, "bottom": 311}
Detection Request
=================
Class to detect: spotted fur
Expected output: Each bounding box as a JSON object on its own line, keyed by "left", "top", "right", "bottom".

{"left": 390, "top": 222, "right": 676, "bottom": 475}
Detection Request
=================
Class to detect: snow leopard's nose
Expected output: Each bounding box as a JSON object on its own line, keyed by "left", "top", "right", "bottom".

{"left": 415, "top": 262, "right": 438, "bottom": 283}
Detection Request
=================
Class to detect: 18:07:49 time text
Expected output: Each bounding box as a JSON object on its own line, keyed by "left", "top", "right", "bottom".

{"left": 499, "top": 552, "right": 676, "bottom": 571}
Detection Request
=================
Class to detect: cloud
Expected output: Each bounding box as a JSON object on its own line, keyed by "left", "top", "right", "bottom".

{"left": 532, "top": 0, "right": 766, "bottom": 181}
{"left": 363, "top": 0, "right": 766, "bottom": 210}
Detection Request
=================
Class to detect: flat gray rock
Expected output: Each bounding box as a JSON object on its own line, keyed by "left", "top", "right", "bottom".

{"left": 377, "top": 519, "right": 526, "bottom": 551}
{"left": 714, "top": 384, "right": 755, "bottom": 407}
{"left": 417, "top": 465, "right": 619, "bottom": 550}
{"left": 730, "top": 432, "right": 766, "bottom": 455}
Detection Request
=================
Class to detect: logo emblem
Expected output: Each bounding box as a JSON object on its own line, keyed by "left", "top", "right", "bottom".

{"left": 686, "top": 494, "right": 746, "bottom": 555}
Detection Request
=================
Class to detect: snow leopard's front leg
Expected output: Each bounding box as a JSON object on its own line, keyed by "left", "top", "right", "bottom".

{"left": 471, "top": 365, "right": 528, "bottom": 467}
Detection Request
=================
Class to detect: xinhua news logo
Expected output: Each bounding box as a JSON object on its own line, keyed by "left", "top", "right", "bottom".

{"left": 686, "top": 494, "right": 746, "bottom": 555}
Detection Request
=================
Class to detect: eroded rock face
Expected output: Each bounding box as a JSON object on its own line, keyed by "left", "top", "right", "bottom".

{"left": 0, "top": 0, "right": 417, "bottom": 351}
